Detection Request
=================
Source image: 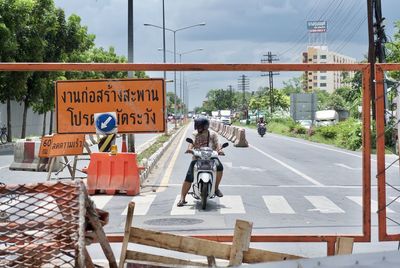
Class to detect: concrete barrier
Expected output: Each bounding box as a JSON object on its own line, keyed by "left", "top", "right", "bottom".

{"left": 9, "top": 139, "right": 61, "bottom": 171}
{"left": 234, "top": 128, "right": 249, "bottom": 147}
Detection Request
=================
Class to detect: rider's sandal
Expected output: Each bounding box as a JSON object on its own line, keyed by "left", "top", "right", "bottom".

{"left": 177, "top": 200, "right": 187, "bottom": 207}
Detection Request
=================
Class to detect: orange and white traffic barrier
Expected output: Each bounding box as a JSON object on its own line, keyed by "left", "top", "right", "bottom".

{"left": 87, "top": 152, "right": 144, "bottom": 195}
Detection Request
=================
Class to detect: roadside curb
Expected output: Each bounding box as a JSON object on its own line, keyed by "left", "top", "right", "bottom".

{"left": 139, "top": 126, "right": 186, "bottom": 184}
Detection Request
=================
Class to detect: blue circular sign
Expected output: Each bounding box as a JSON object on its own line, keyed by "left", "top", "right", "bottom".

{"left": 95, "top": 113, "right": 117, "bottom": 134}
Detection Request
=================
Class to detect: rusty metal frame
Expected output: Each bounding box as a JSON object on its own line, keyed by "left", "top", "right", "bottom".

{"left": 375, "top": 63, "right": 400, "bottom": 241}
{"left": 0, "top": 62, "right": 371, "bottom": 255}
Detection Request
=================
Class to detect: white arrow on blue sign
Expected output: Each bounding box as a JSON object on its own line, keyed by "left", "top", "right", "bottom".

{"left": 94, "top": 112, "right": 118, "bottom": 134}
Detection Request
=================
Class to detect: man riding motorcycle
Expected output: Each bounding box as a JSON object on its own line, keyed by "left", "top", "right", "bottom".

{"left": 177, "top": 117, "right": 225, "bottom": 207}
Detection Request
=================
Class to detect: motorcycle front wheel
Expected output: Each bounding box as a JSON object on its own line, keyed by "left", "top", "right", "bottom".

{"left": 201, "top": 182, "right": 208, "bottom": 209}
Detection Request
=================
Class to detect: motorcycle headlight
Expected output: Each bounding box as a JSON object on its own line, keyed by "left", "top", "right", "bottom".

{"left": 201, "top": 150, "right": 212, "bottom": 158}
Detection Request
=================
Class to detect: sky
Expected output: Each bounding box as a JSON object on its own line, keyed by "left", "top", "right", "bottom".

{"left": 53, "top": 0, "right": 400, "bottom": 110}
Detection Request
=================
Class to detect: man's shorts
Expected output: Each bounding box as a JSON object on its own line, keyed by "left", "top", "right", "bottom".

{"left": 185, "top": 157, "right": 223, "bottom": 183}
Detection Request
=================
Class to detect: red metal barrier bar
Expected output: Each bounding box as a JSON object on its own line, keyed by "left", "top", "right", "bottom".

{"left": 0, "top": 63, "right": 368, "bottom": 72}
{"left": 375, "top": 64, "right": 400, "bottom": 241}
{"left": 375, "top": 65, "right": 386, "bottom": 241}
{"left": 362, "top": 65, "right": 372, "bottom": 240}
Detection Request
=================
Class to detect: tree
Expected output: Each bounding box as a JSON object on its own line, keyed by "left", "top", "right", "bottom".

{"left": 281, "top": 76, "right": 305, "bottom": 96}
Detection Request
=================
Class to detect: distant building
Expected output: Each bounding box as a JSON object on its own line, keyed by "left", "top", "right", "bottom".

{"left": 302, "top": 46, "right": 356, "bottom": 93}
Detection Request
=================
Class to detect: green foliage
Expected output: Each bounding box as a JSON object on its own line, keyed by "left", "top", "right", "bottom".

{"left": 315, "top": 125, "right": 337, "bottom": 139}
{"left": 334, "top": 119, "right": 362, "bottom": 150}
{"left": 281, "top": 76, "right": 305, "bottom": 96}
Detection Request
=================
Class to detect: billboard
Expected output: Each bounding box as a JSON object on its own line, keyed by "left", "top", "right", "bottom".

{"left": 290, "top": 93, "right": 318, "bottom": 121}
{"left": 307, "top": 21, "right": 327, "bottom": 33}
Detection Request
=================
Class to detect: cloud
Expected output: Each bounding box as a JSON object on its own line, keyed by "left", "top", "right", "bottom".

{"left": 53, "top": 0, "right": 400, "bottom": 109}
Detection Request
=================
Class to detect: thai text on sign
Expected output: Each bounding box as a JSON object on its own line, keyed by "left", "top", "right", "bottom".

{"left": 39, "top": 134, "right": 85, "bottom": 157}
{"left": 56, "top": 79, "right": 165, "bottom": 134}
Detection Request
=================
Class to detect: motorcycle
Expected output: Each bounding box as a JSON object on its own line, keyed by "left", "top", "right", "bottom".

{"left": 257, "top": 123, "right": 266, "bottom": 137}
{"left": 185, "top": 138, "right": 228, "bottom": 209}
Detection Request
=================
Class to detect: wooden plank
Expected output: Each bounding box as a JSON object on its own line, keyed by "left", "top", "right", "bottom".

{"left": 119, "top": 202, "right": 135, "bottom": 268}
{"left": 229, "top": 220, "right": 253, "bottom": 266}
{"left": 125, "top": 250, "right": 207, "bottom": 267}
{"left": 207, "top": 256, "right": 216, "bottom": 267}
{"left": 85, "top": 196, "right": 118, "bottom": 268}
{"left": 335, "top": 237, "right": 354, "bottom": 255}
{"left": 129, "top": 227, "right": 232, "bottom": 260}
{"left": 84, "top": 247, "right": 96, "bottom": 268}
{"left": 242, "top": 248, "right": 302, "bottom": 263}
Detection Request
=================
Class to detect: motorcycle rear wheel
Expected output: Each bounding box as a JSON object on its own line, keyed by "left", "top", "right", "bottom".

{"left": 201, "top": 182, "right": 208, "bottom": 209}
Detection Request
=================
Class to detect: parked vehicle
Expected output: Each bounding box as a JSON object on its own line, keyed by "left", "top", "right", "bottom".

{"left": 185, "top": 138, "right": 229, "bottom": 209}
{"left": 257, "top": 123, "right": 266, "bottom": 137}
{"left": 315, "top": 110, "right": 339, "bottom": 126}
{"left": 219, "top": 110, "right": 232, "bottom": 125}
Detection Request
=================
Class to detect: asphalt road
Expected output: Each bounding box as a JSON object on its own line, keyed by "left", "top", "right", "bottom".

{"left": 1, "top": 123, "right": 400, "bottom": 242}
{"left": 91, "top": 125, "right": 400, "bottom": 239}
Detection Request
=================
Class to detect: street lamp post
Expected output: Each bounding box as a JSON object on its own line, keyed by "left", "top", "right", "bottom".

{"left": 158, "top": 48, "right": 203, "bottom": 117}
{"left": 144, "top": 22, "right": 205, "bottom": 128}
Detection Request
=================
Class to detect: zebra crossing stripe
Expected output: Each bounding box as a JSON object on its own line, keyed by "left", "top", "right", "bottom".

{"left": 305, "top": 196, "right": 345, "bottom": 213}
{"left": 170, "top": 195, "right": 196, "bottom": 215}
{"left": 122, "top": 195, "right": 156, "bottom": 216}
{"left": 219, "top": 196, "right": 245, "bottom": 214}
{"left": 347, "top": 196, "right": 395, "bottom": 213}
{"left": 263, "top": 196, "right": 295, "bottom": 214}
{"left": 90, "top": 196, "right": 113, "bottom": 210}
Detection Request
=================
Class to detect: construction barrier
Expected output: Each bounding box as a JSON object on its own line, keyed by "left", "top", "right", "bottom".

{"left": 234, "top": 128, "right": 249, "bottom": 147}
{"left": 210, "top": 120, "right": 248, "bottom": 146}
{"left": 87, "top": 152, "right": 144, "bottom": 195}
{"left": 9, "top": 139, "right": 61, "bottom": 172}
{"left": 119, "top": 202, "right": 302, "bottom": 267}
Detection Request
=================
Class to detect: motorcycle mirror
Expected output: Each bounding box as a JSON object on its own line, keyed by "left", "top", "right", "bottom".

{"left": 186, "top": 138, "right": 194, "bottom": 144}
{"left": 221, "top": 142, "right": 229, "bottom": 148}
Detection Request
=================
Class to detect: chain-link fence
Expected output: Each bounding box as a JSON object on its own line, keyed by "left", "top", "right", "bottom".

{"left": 0, "top": 181, "right": 85, "bottom": 267}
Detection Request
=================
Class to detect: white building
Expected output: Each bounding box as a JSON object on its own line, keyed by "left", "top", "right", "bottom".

{"left": 302, "top": 46, "right": 356, "bottom": 93}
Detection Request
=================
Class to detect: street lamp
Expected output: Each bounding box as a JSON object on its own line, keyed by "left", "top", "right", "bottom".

{"left": 158, "top": 48, "right": 203, "bottom": 116}
{"left": 144, "top": 22, "right": 206, "bottom": 128}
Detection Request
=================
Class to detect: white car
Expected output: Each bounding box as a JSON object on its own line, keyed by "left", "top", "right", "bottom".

{"left": 298, "top": 120, "right": 313, "bottom": 129}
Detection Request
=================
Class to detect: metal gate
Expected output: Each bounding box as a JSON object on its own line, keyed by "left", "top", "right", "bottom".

{"left": 0, "top": 62, "right": 372, "bottom": 255}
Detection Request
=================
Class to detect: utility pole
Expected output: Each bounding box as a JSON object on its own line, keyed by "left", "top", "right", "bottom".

{"left": 367, "top": 0, "right": 376, "bottom": 120}
{"left": 261, "top": 52, "right": 279, "bottom": 114}
{"left": 126, "top": 0, "right": 135, "bottom": 152}
{"left": 237, "top": 75, "right": 249, "bottom": 120}
{"left": 227, "top": 85, "right": 234, "bottom": 109}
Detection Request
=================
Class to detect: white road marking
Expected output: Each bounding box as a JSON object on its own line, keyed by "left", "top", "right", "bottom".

{"left": 90, "top": 196, "right": 113, "bottom": 210}
{"left": 219, "top": 195, "right": 245, "bottom": 214}
{"left": 0, "top": 165, "right": 8, "bottom": 170}
{"left": 263, "top": 195, "right": 295, "bottom": 214}
{"left": 250, "top": 144, "right": 323, "bottom": 186}
{"left": 334, "top": 163, "right": 361, "bottom": 170}
{"left": 122, "top": 195, "right": 156, "bottom": 215}
{"left": 157, "top": 126, "right": 189, "bottom": 192}
{"left": 305, "top": 196, "right": 345, "bottom": 213}
{"left": 170, "top": 195, "right": 196, "bottom": 215}
{"left": 164, "top": 183, "right": 383, "bottom": 189}
{"left": 268, "top": 132, "right": 398, "bottom": 167}
{"left": 222, "top": 161, "right": 265, "bottom": 172}
{"left": 347, "top": 196, "right": 395, "bottom": 213}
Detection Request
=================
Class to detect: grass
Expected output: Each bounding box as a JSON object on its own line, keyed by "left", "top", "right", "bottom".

{"left": 137, "top": 134, "right": 171, "bottom": 163}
